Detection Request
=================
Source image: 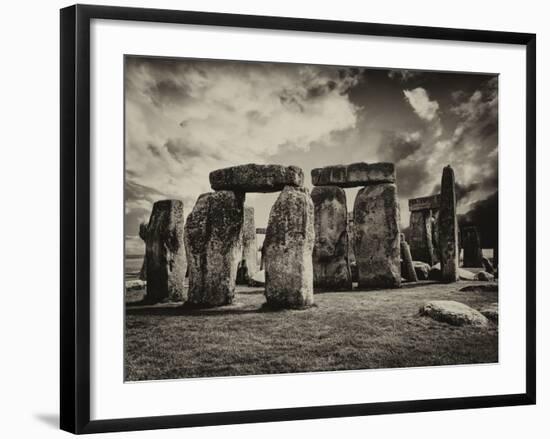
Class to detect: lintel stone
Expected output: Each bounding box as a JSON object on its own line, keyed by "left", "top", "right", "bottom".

{"left": 409, "top": 194, "right": 440, "bottom": 212}
{"left": 311, "top": 162, "right": 395, "bottom": 187}
{"left": 209, "top": 163, "right": 303, "bottom": 192}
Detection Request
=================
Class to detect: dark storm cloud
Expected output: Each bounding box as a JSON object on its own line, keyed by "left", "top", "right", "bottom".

{"left": 458, "top": 191, "right": 498, "bottom": 248}
{"left": 395, "top": 159, "right": 431, "bottom": 198}
{"left": 449, "top": 77, "right": 498, "bottom": 151}
{"left": 388, "top": 69, "right": 420, "bottom": 82}
{"left": 431, "top": 173, "right": 498, "bottom": 204}
{"left": 378, "top": 131, "right": 423, "bottom": 162}
{"left": 431, "top": 181, "right": 479, "bottom": 203}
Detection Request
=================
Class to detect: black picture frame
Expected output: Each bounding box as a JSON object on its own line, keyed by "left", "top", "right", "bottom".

{"left": 60, "top": 4, "right": 536, "bottom": 434}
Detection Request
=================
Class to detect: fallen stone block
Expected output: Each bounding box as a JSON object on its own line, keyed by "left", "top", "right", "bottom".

{"left": 420, "top": 300, "right": 489, "bottom": 327}
{"left": 474, "top": 271, "right": 495, "bottom": 281}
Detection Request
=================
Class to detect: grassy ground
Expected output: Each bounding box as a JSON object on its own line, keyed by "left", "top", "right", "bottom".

{"left": 125, "top": 281, "right": 498, "bottom": 381}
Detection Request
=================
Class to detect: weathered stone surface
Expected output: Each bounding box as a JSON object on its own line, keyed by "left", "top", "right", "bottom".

{"left": 408, "top": 194, "right": 440, "bottom": 212}
{"left": 409, "top": 209, "right": 436, "bottom": 266}
{"left": 439, "top": 166, "right": 459, "bottom": 282}
{"left": 209, "top": 164, "right": 303, "bottom": 192}
{"left": 462, "top": 226, "right": 483, "bottom": 267}
{"left": 354, "top": 183, "right": 401, "bottom": 288}
{"left": 138, "top": 222, "right": 148, "bottom": 281}
{"left": 184, "top": 191, "right": 244, "bottom": 306}
{"left": 474, "top": 271, "right": 495, "bottom": 281}
{"left": 413, "top": 261, "right": 431, "bottom": 280}
{"left": 431, "top": 210, "right": 441, "bottom": 264}
{"left": 480, "top": 303, "right": 498, "bottom": 322}
{"left": 311, "top": 186, "right": 352, "bottom": 290}
{"left": 264, "top": 186, "right": 314, "bottom": 308}
{"left": 145, "top": 200, "right": 186, "bottom": 303}
{"left": 311, "top": 162, "right": 395, "bottom": 187}
{"left": 400, "top": 236, "right": 418, "bottom": 282}
{"left": 420, "top": 300, "right": 489, "bottom": 327}
{"left": 347, "top": 214, "right": 356, "bottom": 267}
{"left": 242, "top": 206, "right": 259, "bottom": 278}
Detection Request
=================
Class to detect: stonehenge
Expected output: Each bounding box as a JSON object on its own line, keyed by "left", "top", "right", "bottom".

{"left": 311, "top": 186, "right": 352, "bottom": 290}
{"left": 311, "top": 162, "right": 401, "bottom": 289}
{"left": 264, "top": 186, "right": 315, "bottom": 308}
{"left": 141, "top": 162, "right": 469, "bottom": 308}
{"left": 408, "top": 194, "right": 439, "bottom": 266}
{"left": 183, "top": 164, "right": 315, "bottom": 309}
{"left": 406, "top": 165, "right": 466, "bottom": 283}
{"left": 145, "top": 200, "right": 186, "bottom": 303}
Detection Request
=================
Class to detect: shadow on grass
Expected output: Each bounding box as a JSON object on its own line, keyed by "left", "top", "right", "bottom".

{"left": 126, "top": 297, "right": 319, "bottom": 317}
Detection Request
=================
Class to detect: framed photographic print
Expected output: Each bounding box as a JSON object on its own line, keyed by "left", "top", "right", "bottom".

{"left": 60, "top": 4, "right": 536, "bottom": 434}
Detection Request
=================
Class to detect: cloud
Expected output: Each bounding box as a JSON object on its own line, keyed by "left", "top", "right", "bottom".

{"left": 378, "top": 131, "right": 422, "bottom": 162}
{"left": 388, "top": 70, "right": 419, "bottom": 82}
{"left": 403, "top": 87, "right": 439, "bottom": 121}
{"left": 124, "top": 57, "right": 364, "bottom": 237}
{"left": 458, "top": 191, "right": 498, "bottom": 248}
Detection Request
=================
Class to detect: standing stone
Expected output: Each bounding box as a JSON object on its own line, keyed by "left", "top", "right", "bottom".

{"left": 462, "top": 225, "right": 483, "bottom": 267}
{"left": 431, "top": 210, "right": 441, "bottom": 264}
{"left": 311, "top": 186, "right": 352, "bottom": 290}
{"left": 400, "top": 234, "right": 418, "bottom": 282}
{"left": 354, "top": 184, "right": 401, "bottom": 288}
{"left": 264, "top": 186, "right": 314, "bottom": 308}
{"left": 184, "top": 191, "right": 244, "bottom": 306}
{"left": 347, "top": 214, "right": 357, "bottom": 282}
{"left": 145, "top": 200, "right": 186, "bottom": 303}
{"left": 241, "top": 206, "right": 259, "bottom": 279}
{"left": 439, "top": 166, "right": 459, "bottom": 282}
{"left": 138, "top": 222, "right": 148, "bottom": 281}
{"left": 409, "top": 210, "right": 436, "bottom": 266}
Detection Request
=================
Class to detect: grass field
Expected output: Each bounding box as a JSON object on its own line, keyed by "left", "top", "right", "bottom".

{"left": 125, "top": 281, "right": 498, "bottom": 381}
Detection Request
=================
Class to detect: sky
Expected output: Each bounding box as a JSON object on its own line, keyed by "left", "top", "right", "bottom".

{"left": 125, "top": 56, "right": 498, "bottom": 256}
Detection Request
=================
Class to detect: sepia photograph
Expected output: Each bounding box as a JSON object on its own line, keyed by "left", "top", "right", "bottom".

{"left": 124, "top": 55, "right": 499, "bottom": 382}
